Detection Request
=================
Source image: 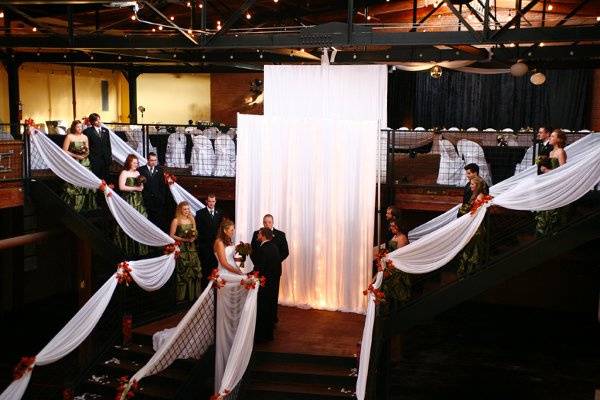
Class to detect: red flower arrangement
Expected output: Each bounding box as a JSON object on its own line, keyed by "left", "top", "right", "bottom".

{"left": 208, "top": 268, "right": 226, "bottom": 289}
{"left": 163, "top": 242, "right": 181, "bottom": 258}
{"left": 209, "top": 390, "right": 230, "bottom": 400}
{"left": 116, "top": 262, "right": 133, "bottom": 286}
{"left": 240, "top": 271, "right": 266, "bottom": 290}
{"left": 13, "top": 356, "right": 35, "bottom": 380}
{"left": 115, "top": 376, "right": 138, "bottom": 400}
{"left": 378, "top": 258, "right": 396, "bottom": 279}
{"left": 470, "top": 194, "right": 494, "bottom": 215}
{"left": 163, "top": 172, "right": 177, "bottom": 186}
{"left": 24, "top": 117, "right": 35, "bottom": 127}
{"left": 363, "top": 284, "right": 386, "bottom": 305}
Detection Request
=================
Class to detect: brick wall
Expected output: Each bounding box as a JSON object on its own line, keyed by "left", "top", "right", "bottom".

{"left": 590, "top": 69, "right": 600, "bottom": 131}
{"left": 210, "top": 72, "right": 264, "bottom": 126}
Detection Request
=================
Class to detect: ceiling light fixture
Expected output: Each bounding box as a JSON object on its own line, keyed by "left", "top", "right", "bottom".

{"left": 0, "top": 11, "right": 4, "bottom": 18}
{"left": 539, "top": 42, "right": 545, "bottom": 47}
{"left": 170, "top": 16, "right": 175, "bottom": 21}
{"left": 547, "top": 3, "right": 553, "bottom": 11}
{"left": 32, "top": 27, "right": 37, "bottom": 32}
{"left": 158, "top": 25, "right": 163, "bottom": 30}
{"left": 130, "top": 15, "right": 136, "bottom": 20}
{"left": 246, "top": 12, "right": 251, "bottom": 19}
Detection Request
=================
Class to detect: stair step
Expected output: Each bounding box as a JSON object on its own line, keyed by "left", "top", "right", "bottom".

{"left": 96, "top": 356, "right": 190, "bottom": 384}
{"left": 244, "top": 381, "right": 355, "bottom": 399}
{"left": 440, "top": 271, "right": 457, "bottom": 285}
{"left": 249, "top": 359, "right": 356, "bottom": 386}
{"left": 252, "top": 351, "right": 356, "bottom": 368}
{"left": 516, "top": 232, "right": 536, "bottom": 244}
{"left": 423, "top": 281, "right": 441, "bottom": 293}
{"left": 80, "top": 374, "right": 178, "bottom": 400}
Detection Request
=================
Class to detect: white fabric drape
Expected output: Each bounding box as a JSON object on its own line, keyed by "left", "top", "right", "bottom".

{"left": 355, "top": 270, "right": 383, "bottom": 400}
{"left": 0, "top": 277, "right": 118, "bottom": 400}
{"left": 392, "top": 61, "right": 510, "bottom": 75}
{"left": 264, "top": 65, "right": 387, "bottom": 123}
{"left": 169, "top": 182, "right": 206, "bottom": 216}
{"left": 129, "top": 254, "right": 176, "bottom": 291}
{"left": 410, "top": 133, "right": 600, "bottom": 241}
{"left": 236, "top": 114, "right": 378, "bottom": 313}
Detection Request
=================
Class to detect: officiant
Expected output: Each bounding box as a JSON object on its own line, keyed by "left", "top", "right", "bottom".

{"left": 139, "top": 152, "right": 169, "bottom": 232}
{"left": 251, "top": 227, "right": 282, "bottom": 342}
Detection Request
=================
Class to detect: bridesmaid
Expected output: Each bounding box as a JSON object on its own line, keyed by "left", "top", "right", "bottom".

{"left": 382, "top": 220, "right": 411, "bottom": 303}
{"left": 61, "top": 120, "right": 97, "bottom": 212}
{"left": 114, "top": 154, "right": 149, "bottom": 257}
{"left": 457, "top": 176, "right": 489, "bottom": 277}
{"left": 170, "top": 201, "right": 202, "bottom": 302}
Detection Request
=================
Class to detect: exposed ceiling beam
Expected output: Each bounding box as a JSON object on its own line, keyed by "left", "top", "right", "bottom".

{"left": 492, "top": 0, "right": 542, "bottom": 39}
{"left": 205, "top": 0, "right": 257, "bottom": 46}
{"left": 1, "top": 25, "right": 599, "bottom": 49}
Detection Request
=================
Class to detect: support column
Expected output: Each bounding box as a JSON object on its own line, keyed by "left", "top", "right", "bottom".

{"left": 6, "top": 57, "right": 22, "bottom": 137}
{"left": 126, "top": 69, "right": 140, "bottom": 124}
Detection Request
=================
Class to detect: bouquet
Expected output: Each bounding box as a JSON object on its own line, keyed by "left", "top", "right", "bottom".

{"left": 71, "top": 144, "right": 88, "bottom": 156}
{"left": 182, "top": 228, "right": 197, "bottom": 240}
{"left": 496, "top": 134, "right": 508, "bottom": 147}
{"left": 234, "top": 242, "right": 252, "bottom": 269}
{"left": 135, "top": 175, "right": 146, "bottom": 186}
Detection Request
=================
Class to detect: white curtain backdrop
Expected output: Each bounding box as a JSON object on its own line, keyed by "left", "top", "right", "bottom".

{"left": 236, "top": 114, "right": 377, "bottom": 313}
{"left": 264, "top": 65, "right": 387, "bottom": 124}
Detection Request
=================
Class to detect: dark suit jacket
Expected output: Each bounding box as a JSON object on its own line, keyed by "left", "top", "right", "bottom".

{"left": 195, "top": 207, "right": 223, "bottom": 245}
{"left": 251, "top": 240, "right": 282, "bottom": 277}
{"left": 83, "top": 125, "right": 112, "bottom": 179}
{"left": 538, "top": 141, "right": 554, "bottom": 157}
{"left": 251, "top": 228, "right": 289, "bottom": 262}
{"left": 138, "top": 165, "right": 167, "bottom": 210}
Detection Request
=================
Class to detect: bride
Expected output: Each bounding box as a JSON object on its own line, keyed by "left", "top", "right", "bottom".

{"left": 214, "top": 219, "right": 244, "bottom": 276}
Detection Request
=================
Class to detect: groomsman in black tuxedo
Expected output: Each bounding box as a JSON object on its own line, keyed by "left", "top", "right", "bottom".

{"left": 83, "top": 113, "right": 112, "bottom": 181}
{"left": 138, "top": 152, "right": 169, "bottom": 232}
{"left": 536, "top": 127, "right": 553, "bottom": 175}
{"left": 195, "top": 194, "right": 223, "bottom": 286}
{"left": 458, "top": 163, "right": 489, "bottom": 217}
{"left": 251, "top": 214, "right": 288, "bottom": 323}
{"left": 251, "top": 227, "right": 282, "bottom": 342}
{"left": 537, "top": 127, "right": 553, "bottom": 157}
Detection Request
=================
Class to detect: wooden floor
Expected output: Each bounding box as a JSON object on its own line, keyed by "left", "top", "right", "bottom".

{"left": 133, "top": 305, "right": 365, "bottom": 358}
{"left": 255, "top": 306, "right": 365, "bottom": 357}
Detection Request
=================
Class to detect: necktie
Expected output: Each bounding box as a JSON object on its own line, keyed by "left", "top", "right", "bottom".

{"left": 96, "top": 128, "right": 101, "bottom": 138}
{"left": 150, "top": 167, "right": 154, "bottom": 175}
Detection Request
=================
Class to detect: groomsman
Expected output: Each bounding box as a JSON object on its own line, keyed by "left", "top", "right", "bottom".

{"left": 537, "top": 127, "right": 553, "bottom": 157}
{"left": 195, "top": 194, "right": 223, "bottom": 286}
{"left": 138, "top": 152, "right": 169, "bottom": 232}
{"left": 83, "top": 113, "right": 112, "bottom": 181}
{"left": 251, "top": 214, "right": 288, "bottom": 323}
{"left": 251, "top": 227, "right": 282, "bottom": 342}
{"left": 458, "top": 163, "right": 489, "bottom": 217}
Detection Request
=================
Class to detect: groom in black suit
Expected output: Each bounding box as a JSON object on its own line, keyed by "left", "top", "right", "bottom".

{"left": 251, "top": 227, "right": 282, "bottom": 342}
{"left": 195, "top": 194, "right": 223, "bottom": 286}
{"left": 83, "top": 113, "right": 112, "bottom": 181}
{"left": 536, "top": 127, "right": 553, "bottom": 175}
{"left": 138, "top": 152, "right": 169, "bottom": 232}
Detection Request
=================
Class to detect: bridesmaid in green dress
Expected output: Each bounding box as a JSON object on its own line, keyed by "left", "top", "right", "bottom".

{"left": 382, "top": 220, "right": 411, "bottom": 303}
{"left": 535, "top": 129, "right": 568, "bottom": 236}
{"left": 457, "top": 176, "right": 488, "bottom": 278}
{"left": 61, "top": 120, "right": 97, "bottom": 212}
{"left": 170, "top": 201, "right": 202, "bottom": 302}
{"left": 115, "top": 154, "right": 149, "bottom": 257}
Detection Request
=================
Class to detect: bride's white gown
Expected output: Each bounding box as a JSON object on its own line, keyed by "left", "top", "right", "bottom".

{"left": 214, "top": 245, "right": 251, "bottom": 391}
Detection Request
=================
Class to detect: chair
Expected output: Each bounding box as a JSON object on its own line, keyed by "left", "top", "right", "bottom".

{"left": 213, "top": 133, "right": 236, "bottom": 177}
{"left": 165, "top": 131, "right": 187, "bottom": 168}
{"left": 501, "top": 128, "right": 514, "bottom": 132}
{"left": 456, "top": 139, "right": 492, "bottom": 186}
{"left": 448, "top": 127, "right": 460, "bottom": 131}
{"left": 226, "top": 128, "right": 237, "bottom": 139}
{"left": 398, "top": 127, "right": 409, "bottom": 131}
{"left": 467, "top": 127, "right": 478, "bottom": 132}
{"left": 436, "top": 139, "right": 466, "bottom": 186}
{"left": 125, "top": 125, "right": 156, "bottom": 156}
{"left": 562, "top": 128, "right": 571, "bottom": 132}
{"left": 579, "top": 129, "right": 591, "bottom": 133}
{"left": 414, "top": 127, "right": 426, "bottom": 131}
{"left": 514, "top": 145, "right": 534, "bottom": 175}
{"left": 190, "top": 132, "right": 215, "bottom": 176}
{"left": 484, "top": 128, "right": 496, "bottom": 132}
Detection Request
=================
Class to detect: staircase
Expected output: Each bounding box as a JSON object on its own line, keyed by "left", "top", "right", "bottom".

{"left": 364, "top": 192, "right": 600, "bottom": 398}
{"left": 28, "top": 178, "right": 124, "bottom": 266}
{"left": 241, "top": 351, "right": 357, "bottom": 399}
{"left": 75, "top": 329, "right": 214, "bottom": 399}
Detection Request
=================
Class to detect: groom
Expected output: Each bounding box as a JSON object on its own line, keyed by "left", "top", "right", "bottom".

{"left": 251, "top": 227, "right": 282, "bottom": 342}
